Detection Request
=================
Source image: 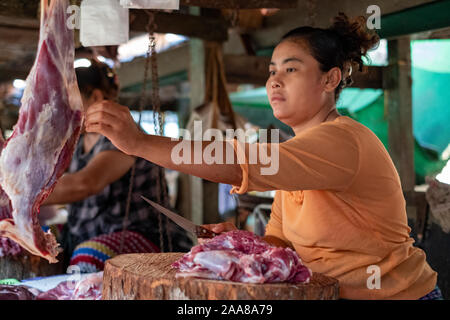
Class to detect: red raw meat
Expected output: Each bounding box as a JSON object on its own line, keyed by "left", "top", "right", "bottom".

{"left": 0, "top": 0, "right": 83, "bottom": 263}
{"left": 172, "top": 230, "right": 312, "bottom": 284}
{"left": 0, "top": 285, "right": 40, "bottom": 300}
{"left": 36, "top": 272, "right": 103, "bottom": 300}
{"left": 35, "top": 281, "right": 73, "bottom": 300}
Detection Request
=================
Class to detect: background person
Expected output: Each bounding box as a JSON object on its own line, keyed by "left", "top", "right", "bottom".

{"left": 43, "top": 60, "right": 192, "bottom": 272}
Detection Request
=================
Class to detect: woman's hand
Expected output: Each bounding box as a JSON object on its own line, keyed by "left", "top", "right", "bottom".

{"left": 197, "top": 222, "right": 237, "bottom": 244}
{"left": 202, "top": 222, "right": 238, "bottom": 234}
{"left": 85, "top": 100, "right": 145, "bottom": 156}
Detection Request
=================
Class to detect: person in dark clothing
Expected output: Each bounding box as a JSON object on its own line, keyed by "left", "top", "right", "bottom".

{"left": 43, "top": 60, "right": 192, "bottom": 272}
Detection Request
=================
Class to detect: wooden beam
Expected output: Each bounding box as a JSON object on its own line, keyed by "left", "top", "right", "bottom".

{"left": 383, "top": 38, "right": 415, "bottom": 193}
{"left": 118, "top": 43, "right": 385, "bottom": 89}
{"left": 116, "top": 44, "right": 190, "bottom": 89}
{"left": 0, "top": 1, "right": 229, "bottom": 41}
{"left": 0, "top": 15, "right": 39, "bottom": 29}
{"left": 411, "top": 26, "right": 450, "bottom": 40}
{"left": 181, "top": 0, "right": 297, "bottom": 9}
{"left": 118, "top": 85, "right": 179, "bottom": 111}
{"left": 0, "top": 26, "right": 38, "bottom": 55}
{"left": 250, "top": 0, "right": 436, "bottom": 49}
{"left": 130, "top": 10, "right": 228, "bottom": 41}
{"left": 223, "top": 54, "right": 270, "bottom": 86}
{"left": 0, "top": 0, "right": 296, "bottom": 17}
{"left": 0, "top": 25, "right": 38, "bottom": 82}
{"left": 378, "top": 0, "right": 450, "bottom": 39}
{"left": 0, "top": 0, "right": 39, "bottom": 19}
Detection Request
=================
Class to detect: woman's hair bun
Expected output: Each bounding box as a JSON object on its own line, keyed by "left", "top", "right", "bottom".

{"left": 329, "top": 12, "right": 380, "bottom": 72}
{"left": 280, "top": 12, "right": 380, "bottom": 100}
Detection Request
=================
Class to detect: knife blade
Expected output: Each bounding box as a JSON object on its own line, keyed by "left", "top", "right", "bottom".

{"left": 140, "top": 195, "right": 219, "bottom": 238}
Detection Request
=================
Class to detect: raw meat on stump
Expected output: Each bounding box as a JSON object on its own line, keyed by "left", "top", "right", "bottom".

{"left": 172, "top": 230, "right": 312, "bottom": 284}
{"left": 0, "top": 0, "right": 83, "bottom": 263}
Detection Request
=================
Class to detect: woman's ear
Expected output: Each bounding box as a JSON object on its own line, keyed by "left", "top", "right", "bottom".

{"left": 323, "top": 67, "right": 342, "bottom": 92}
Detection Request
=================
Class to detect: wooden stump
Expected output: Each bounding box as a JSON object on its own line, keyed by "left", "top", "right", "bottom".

{"left": 0, "top": 252, "right": 63, "bottom": 280}
{"left": 102, "top": 253, "right": 339, "bottom": 300}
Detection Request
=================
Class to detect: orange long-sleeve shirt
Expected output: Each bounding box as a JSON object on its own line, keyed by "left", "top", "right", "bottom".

{"left": 229, "top": 116, "right": 437, "bottom": 300}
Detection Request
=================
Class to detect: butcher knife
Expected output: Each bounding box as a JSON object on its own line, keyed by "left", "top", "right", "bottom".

{"left": 140, "top": 195, "right": 219, "bottom": 238}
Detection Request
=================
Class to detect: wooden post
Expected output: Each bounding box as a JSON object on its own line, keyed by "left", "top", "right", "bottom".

{"left": 384, "top": 37, "right": 415, "bottom": 216}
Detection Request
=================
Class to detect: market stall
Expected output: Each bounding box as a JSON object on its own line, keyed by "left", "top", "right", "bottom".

{"left": 0, "top": 0, "right": 449, "bottom": 302}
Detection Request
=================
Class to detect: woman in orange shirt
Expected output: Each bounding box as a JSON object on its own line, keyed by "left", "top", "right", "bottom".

{"left": 85, "top": 13, "right": 441, "bottom": 299}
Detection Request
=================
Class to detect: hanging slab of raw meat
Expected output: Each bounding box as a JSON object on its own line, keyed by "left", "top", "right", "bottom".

{"left": 0, "top": 0, "right": 83, "bottom": 263}
{"left": 0, "top": 131, "right": 22, "bottom": 258}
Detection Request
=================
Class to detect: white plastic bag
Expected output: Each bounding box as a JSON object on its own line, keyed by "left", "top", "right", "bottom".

{"left": 80, "top": 0, "right": 129, "bottom": 47}
{"left": 120, "top": 0, "right": 179, "bottom": 10}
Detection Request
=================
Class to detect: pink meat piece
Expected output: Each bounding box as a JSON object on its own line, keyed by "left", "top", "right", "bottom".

{"left": 0, "top": 0, "right": 83, "bottom": 263}
{"left": 36, "top": 272, "right": 103, "bottom": 300}
{"left": 36, "top": 281, "right": 74, "bottom": 300}
{"left": 71, "top": 271, "right": 103, "bottom": 300}
{"left": 0, "top": 237, "right": 23, "bottom": 258}
{"left": 172, "top": 230, "right": 312, "bottom": 284}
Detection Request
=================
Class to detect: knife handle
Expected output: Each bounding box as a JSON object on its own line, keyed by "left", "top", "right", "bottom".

{"left": 195, "top": 226, "right": 219, "bottom": 239}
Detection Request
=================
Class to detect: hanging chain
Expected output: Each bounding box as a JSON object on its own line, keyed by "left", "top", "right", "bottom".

{"left": 146, "top": 10, "right": 173, "bottom": 253}
{"left": 306, "top": 0, "right": 317, "bottom": 27}
{"left": 230, "top": 9, "right": 239, "bottom": 29}
{"left": 119, "top": 10, "right": 159, "bottom": 254}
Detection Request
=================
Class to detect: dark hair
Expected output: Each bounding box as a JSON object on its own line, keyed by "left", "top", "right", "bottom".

{"left": 281, "top": 12, "right": 380, "bottom": 100}
{"left": 75, "top": 60, "right": 119, "bottom": 101}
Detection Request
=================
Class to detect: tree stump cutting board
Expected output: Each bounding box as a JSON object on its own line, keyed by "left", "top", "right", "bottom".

{"left": 102, "top": 253, "right": 339, "bottom": 300}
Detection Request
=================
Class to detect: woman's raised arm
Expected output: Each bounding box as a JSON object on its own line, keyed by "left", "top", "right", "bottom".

{"left": 85, "top": 100, "right": 243, "bottom": 186}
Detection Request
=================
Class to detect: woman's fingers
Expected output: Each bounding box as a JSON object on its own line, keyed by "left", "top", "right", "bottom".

{"left": 85, "top": 100, "right": 142, "bottom": 155}
{"left": 86, "top": 100, "right": 122, "bottom": 117}
{"left": 85, "top": 122, "right": 114, "bottom": 137}
{"left": 85, "top": 109, "right": 118, "bottom": 129}
{"left": 202, "top": 222, "right": 237, "bottom": 234}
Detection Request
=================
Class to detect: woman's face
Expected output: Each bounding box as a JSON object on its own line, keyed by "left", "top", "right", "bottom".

{"left": 266, "top": 40, "right": 330, "bottom": 129}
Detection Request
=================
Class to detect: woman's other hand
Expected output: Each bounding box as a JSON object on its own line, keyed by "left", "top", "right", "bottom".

{"left": 85, "top": 100, "right": 145, "bottom": 156}
{"left": 202, "top": 222, "right": 237, "bottom": 234}
{"left": 197, "top": 222, "right": 237, "bottom": 244}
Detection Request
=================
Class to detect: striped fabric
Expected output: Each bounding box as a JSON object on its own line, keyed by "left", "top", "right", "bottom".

{"left": 69, "top": 230, "right": 160, "bottom": 273}
{"left": 419, "top": 286, "right": 444, "bottom": 300}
